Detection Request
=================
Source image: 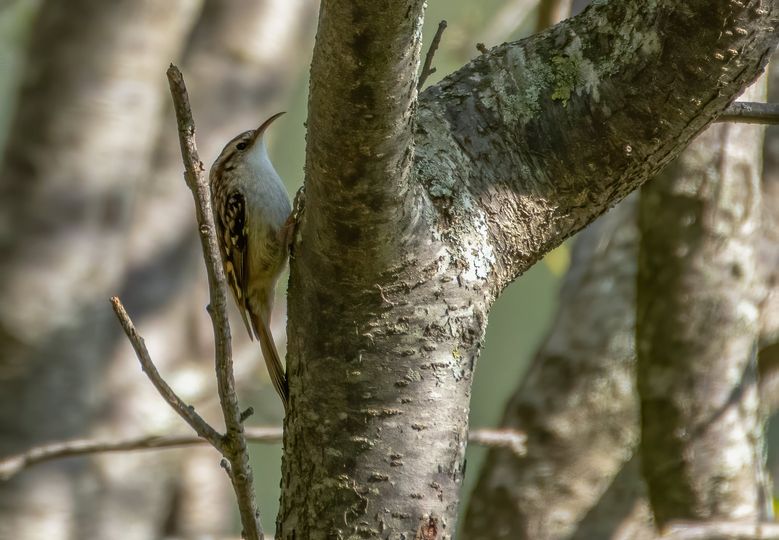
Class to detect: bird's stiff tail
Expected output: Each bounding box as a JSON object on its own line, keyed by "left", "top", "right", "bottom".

{"left": 253, "top": 314, "right": 289, "bottom": 412}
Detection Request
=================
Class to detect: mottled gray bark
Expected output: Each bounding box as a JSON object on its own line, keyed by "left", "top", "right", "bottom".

{"left": 281, "top": 2, "right": 778, "bottom": 537}
{"left": 0, "top": 1, "right": 200, "bottom": 538}
{"left": 637, "top": 79, "right": 768, "bottom": 526}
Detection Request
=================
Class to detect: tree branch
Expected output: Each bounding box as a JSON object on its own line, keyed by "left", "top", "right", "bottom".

{"left": 0, "top": 427, "right": 522, "bottom": 481}
{"left": 416, "top": 1, "right": 779, "bottom": 292}
{"left": 281, "top": 3, "right": 778, "bottom": 537}
{"left": 164, "top": 64, "right": 262, "bottom": 540}
{"left": 719, "top": 101, "right": 779, "bottom": 125}
{"left": 468, "top": 427, "right": 526, "bottom": 457}
{"left": 462, "top": 195, "right": 643, "bottom": 540}
{"left": 110, "top": 297, "right": 224, "bottom": 450}
{"left": 417, "top": 20, "right": 447, "bottom": 91}
{"left": 0, "top": 428, "right": 284, "bottom": 482}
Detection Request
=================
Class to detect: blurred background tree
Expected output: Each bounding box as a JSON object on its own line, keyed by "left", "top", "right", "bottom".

{"left": 0, "top": 0, "right": 777, "bottom": 538}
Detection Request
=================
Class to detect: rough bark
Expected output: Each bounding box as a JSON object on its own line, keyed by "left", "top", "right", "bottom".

{"left": 281, "top": 2, "right": 778, "bottom": 538}
{"left": 0, "top": 1, "right": 200, "bottom": 538}
{"left": 637, "top": 79, "right": 768, "bottom": 526}
{"left": 418, "top": 1, "right": 777, "bottom": 291}
{"left": 461, "top": 195, "right": 645, "bottom": 540}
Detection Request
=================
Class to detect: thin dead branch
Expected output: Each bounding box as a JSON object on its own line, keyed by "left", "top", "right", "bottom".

{"left": 468, "top": 428, "right": 526, "bottom": 457}
{"left": 0, "top": 428, "right": 283, "bottom": 481}
{"left": 164, "top": 63, "right": 263, "bottom": 540}
{"left": 110, "top": 297, "right": 224, "bottom": 450}
{"left": 719, "top": 101, "right": 779, "bottom": 124}
{"left": 0, "top": 427, "right": 524, "bottom": 481}
{"left": 418, "top": 20, "right": 447, "bottom": 91}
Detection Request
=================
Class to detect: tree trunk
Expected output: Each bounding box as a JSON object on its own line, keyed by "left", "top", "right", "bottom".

{"left": 278, "top": 1, "right": 779, "bottom": 538}
{"left": 461, "top": 68, "right": 779, "bottom": 538}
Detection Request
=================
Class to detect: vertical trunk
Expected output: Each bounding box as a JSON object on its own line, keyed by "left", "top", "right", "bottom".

{"left": 637, "top": 80, "right": 768, "bottom": 526}
{"left": 282, "top": 238, "right": 490, "bottom": 539}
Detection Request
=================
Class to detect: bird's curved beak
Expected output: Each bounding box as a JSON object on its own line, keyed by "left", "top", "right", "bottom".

{"left": 252, "top": 111, "right": 285, "bottom": 144}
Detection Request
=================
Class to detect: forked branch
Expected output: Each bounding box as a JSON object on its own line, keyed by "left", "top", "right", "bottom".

{"left": 110, "top": 64, "right": 264, "bottom": 540}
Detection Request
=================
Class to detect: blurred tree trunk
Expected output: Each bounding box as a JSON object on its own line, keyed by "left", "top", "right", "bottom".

{"left": 0, "top": 1, "right": 200, "bottom": 538}
{"left": 637, "top": 79, "right": 768, "bottom": 526}
{"left": 763, "top": 57, "right": 779, "bottom": 501}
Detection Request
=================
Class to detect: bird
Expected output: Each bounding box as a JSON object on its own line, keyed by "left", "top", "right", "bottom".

{"left": 209, "top": 112, "right": 292, "bottom": 411}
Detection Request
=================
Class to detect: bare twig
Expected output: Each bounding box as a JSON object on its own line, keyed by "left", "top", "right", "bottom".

{"left": 418, "top": 20, "right": 447, "bottom": 91}
{"left": 0, "top": 427, "right": 523, "bottom": 480}
{"left": 718, "top": 101, "right": 779, "bottom": 124}
{"left": 165, "top": 64, "right": 263, "bottom": 540}
{"left": 0, "top": 428, "right": 284, "bottom": 481}
{"left": 110, "top": 297, "right": 224, "bottom": 450}
{"left": 661, "top": 520, "right": 779, "bottom": 540}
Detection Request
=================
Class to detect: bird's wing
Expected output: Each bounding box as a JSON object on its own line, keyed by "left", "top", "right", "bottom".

{"left": 219, "top": 190, "right": 255, "bottom": 340}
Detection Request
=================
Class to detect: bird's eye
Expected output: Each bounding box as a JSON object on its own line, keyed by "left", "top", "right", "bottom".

{"left": 236, "top": 142, "right": 247, "bottom": 150}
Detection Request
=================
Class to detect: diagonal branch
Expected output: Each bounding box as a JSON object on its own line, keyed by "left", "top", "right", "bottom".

{"left": 418, "top": 20, "right": 447, "bottom": 91}
{"left": 110, "top": 297, "right": 224, "bottom": 450}
{"left": 416, "top": 1, "right": 779, "bottom": 291}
